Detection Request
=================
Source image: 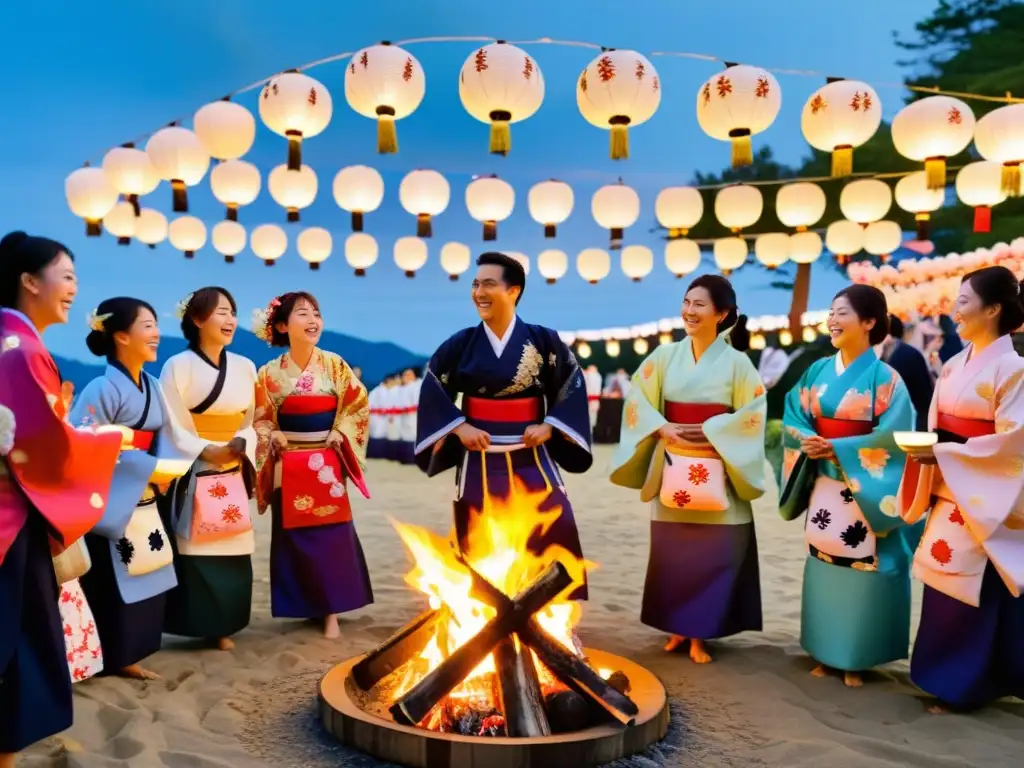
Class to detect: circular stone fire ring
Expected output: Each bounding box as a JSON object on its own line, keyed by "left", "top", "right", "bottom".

{"left": 317, "top": 648, "right": 669, "bottom": 768}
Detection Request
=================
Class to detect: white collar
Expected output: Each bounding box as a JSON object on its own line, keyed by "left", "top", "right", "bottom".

{"left": 483, "top": 315, "right": 517, "bottom": 358}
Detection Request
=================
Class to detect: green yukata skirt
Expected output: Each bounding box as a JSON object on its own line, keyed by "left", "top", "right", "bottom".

{"left": 163, "top": 546, "right": 253, "bottom": 639}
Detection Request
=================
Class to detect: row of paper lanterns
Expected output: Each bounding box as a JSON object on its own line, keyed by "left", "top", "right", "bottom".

{"left": 848, "top": 237, "right": 1024, "bottom": 288}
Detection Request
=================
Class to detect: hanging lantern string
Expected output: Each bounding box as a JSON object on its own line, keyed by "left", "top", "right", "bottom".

{"left": 689, "top": 162, "right": 968, "bottom": 191}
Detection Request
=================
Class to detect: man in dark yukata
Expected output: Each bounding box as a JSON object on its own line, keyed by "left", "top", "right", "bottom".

{"left": 877, "top": 314, "right": 934, "bottom": 432}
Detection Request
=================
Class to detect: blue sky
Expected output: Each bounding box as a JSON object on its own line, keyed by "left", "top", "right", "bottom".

{"left": 2, "top": 0, "right": 936, "bottom": 358}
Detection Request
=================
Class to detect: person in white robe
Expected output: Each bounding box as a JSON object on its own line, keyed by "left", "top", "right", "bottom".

{"left": 584, "top": 364, "right": 603, "bottom": 428}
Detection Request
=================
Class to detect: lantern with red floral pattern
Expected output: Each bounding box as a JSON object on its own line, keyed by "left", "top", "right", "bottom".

{"left": 576, "top": 49, "right": 661, "bottom": 160}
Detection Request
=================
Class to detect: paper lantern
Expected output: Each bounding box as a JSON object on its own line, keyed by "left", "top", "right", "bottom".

{"left": 750, "top": 333, "right": 766, "bottom": 351}
{"left": 393, "top": 236, "right": 428, "bottom": 277}
{"left": 577, "top": 248, "right": 611, "bottom": 284}
{"left": 778, "top": 329, "right": 793, "bottom": 347}
{"left": 592, "top": 181, "right": 640, "bottom": 248}
{"left": 715, "top": 184, "right": 763, "bottom": 232}
{"left": 333, "top": 165, "right": 384, "bottom": 231}
{"left": 506, "top": 251, "right": 530, "bottom": 275}
{"left": 259, "top": 71, "right": 332, "bottom": 169}
{"left": 103, "top": 201, "right": 136, "bottom": 245}
{"left": 65, "top": 166, "right": 119, "bottom": 236}
{"left": 801, "top": 80, "right": 882, "bottom": 176}
{"left": 465, "top": 175, "right": 514, "bottom": 240}
{"left": 268, "top": 164, "right": 317, "bottom": 222}
{"left": 212, "top": 220, "right": 246, "bottom": 263}
{"left": 696, "top": 65, "right": 781, "bottom": 167}
{"left": 665, "top": 239, "right": 702, "bottom": 278}
{"left": 251, "top": 224, "right": 287, "bottom": 267}
{"left": 776, "top": 182, "right": 826, "bottom": 230}
{"left": 656, "top": 187, "right": 703, "bottom": 237}
{"left": 345, "top": 233, "right": 378, "bottom": 276}
{"left": 754, "top": 233, "right": 790, "bottom": 269}
{"left": 297, "top": 227, "right": 332, "bottom": 271}
{"left": 891, "top": 96, "right": 975, "bottom": 189}
{"left": 621, "top": 245, "right": 654, "bottom": 281}
{"left": 134, "top": 208, "right": 167, "bottom": 248}
{"left": 839, "top": 178, "right": 892, "bottom": 224}
{"left": 145, "top": 126, "right": 210, "bottom": 212}
{"left": 538, "top": 249, "right": 568, "bottom": 284}
{"left": 345, "top": 42, "right": 425, "bottom": 154}
{"left": 101, "top": 145, "right": 159, "bottom": 214}
{"left": 713, "top": 237, "right": 747, "bottom": 275}
{"left": 863, "top": 220, "right": 902, "bottom": 261}
{"left": 606, "top": 340, "right": 621, "bottom": 358}
{"left": 973, "top": 104, "right": 1024, "bottom": 197}
{"left": 790, "top": 231, "right": 824, "bottom": 265}
{"left": 825, "top": 220, "right": 863, "bottom": 262}
{"left": 802, "top": 327, "right": 818, "bottom": 343}
{"left": 399, "top": 169, "right": 450, "bottom": 238}
{"left": 577, "top": 342, "right": 592, "bottom": 359}
{"left": 528, "top": 180, "right": 574, "bottom": 237}
{"left": 895, "top": 171, "right": 945, "bottom": 240}
{"left": 633, "top": 338, "right": 649, "bottom": 355}
{"left": 576, "top": 50, "right": 661, "bottom": 159}
{"left": 210, "top": 159, "right": 261, "bottom": 221}
{"left": 955, "top": 160, "right": 1008, "bottom": 233}
{"left": 193, "top": 99, "right": 256, "bottom": 160}
{"left": 440, "top": 242, "right": 471, "bottom": 281}
{"left": 459, "top": 41, "right": 544, "bottom": 155}
{"left": 168, "top": 216, "right": 207, "bottom": 259}
{"left": 659, "top": 333, "right": 673, "bottom": 346}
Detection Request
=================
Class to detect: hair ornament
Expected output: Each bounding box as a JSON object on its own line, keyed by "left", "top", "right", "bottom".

{"left": 86, "top": 308, "right": 113, "bottom": 333}
{"left": 252, "top": 296, "right": 281, "bottom": 344}
{"left": 174, "top": 292, "right": 195, "bottom": 319}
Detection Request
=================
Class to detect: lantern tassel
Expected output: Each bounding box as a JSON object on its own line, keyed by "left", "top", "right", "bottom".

{"left": 354, "top": 268, "right": 366, "bottom": 277}
{"left": 974, "top": 205, "right": 992, "bottom": 233}
{"left": 128, "top": 194, "right": 141, "bottom": 216}
{"left": 544, "top": 224, "right": 556, "bottom": 238}
{"left": 85, "top": 219, "right": 101, "bottom": 237}
{"left": 609, "top": 123, "right": 629, "bottom": 160}
{"left": 286, "top": 131, "right": 302, "bottom": 171}
{"left": 1001, "top": 162, "right": 1021, "bottom": 197}
{"left": 730, "top": 130, "right": 753, "bottom": 168}
{"left": 377, "top": 110, "right": 398, "bottom": 154}
{"left": 416, "top": 213, "right": 432, "bottom": 238}
{"left": 309, "top": 263, "right": 320, "bottom": 271}
{"left": 226, "top": 205, "right": 238, "bottom": 222}
{"left": 185, "top": 251, "right": 194, "bottom": 259}
{"left": 117, "top": 237, "right": 130, "bottom": 246}
{"left": 449, "top": 274, "right": 459, "bottom": 282}
{"left": 483, "top": 221, "right": 497, "bottom": 241}
{"left": 832, "top": 146, "right": 853, "bottom": 178}
{"left": 915, "top": 213, "right": 930, "bottom": 241}
{"left": 352, "top": 212, "right": 364, "bottom": 232}
{"left": 171, "top": 180, "right": 188, "bottom": 212}
{"left": 546, "top": 278, "right": 556, "bottom": 285}
{"left": 225, "top": 255, "right": 235, "bottom": 264}
{"left": 489, "top": 111, "right": 512, "bottom": 156}
{"left": 405, "top": 270, "right": 415, "bottom": 278}
{"left": 924, "top": 157, "right": 946, "bottom": 190}
{"left": 287, "top": 209, "right": 300, "bottom": 223}
{"left": 265, "top": 260, "right": 275, "bottom": 267}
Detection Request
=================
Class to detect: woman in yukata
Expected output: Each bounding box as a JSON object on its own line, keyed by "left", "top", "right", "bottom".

{"left": 780, "top": 284, "right": 919, "bottom": 688}
{"left": 900, "top": 266, "right": 1024, "bottom": 712}
{"left": 253, "top": 292, "right": 373, "bottom": 639}
{"left": 159, "top": 287, "right": 259, "bottom": 651}
{"left": 0, "top": 231, "right": 125, "bottom": 768}
{"left": 69, "top": 297, "right": 207, "bottom": 680}
{"left": 610, "top": 275, "right": 768, "bottom": 664}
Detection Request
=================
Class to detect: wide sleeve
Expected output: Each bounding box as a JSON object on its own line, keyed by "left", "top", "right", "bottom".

{"left": 898, "top": 381, "right": 941, "bottom": 526}
{"left": 414, "top": 332, "right": 468, "bottom": 476}
{"left": 252, "top": 364, "right": 278, "bottom": 510}
{"left": 330, "top": 354, "right": 370, "bottom": 499}
{"left": 608, "top": 345, "right": 668, "bottom": 490}
{"left": 540, "top": 330, "right": 593, "bottom": 474}
{"left": 158, "top": 356, "right": 198, "bottom": 441}
{"left": 778, "top": 360, "right": 825, "bottom": 521}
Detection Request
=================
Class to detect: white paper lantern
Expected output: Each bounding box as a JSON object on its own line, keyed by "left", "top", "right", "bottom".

{"left": 134, "top": 208, "right": 167, "bottom": 248}
{"left": 955, "top": 160, "right": 1008, "bottom": 233}
{"left": 715, "top": 184, "right": 763, "bottom": 232}
{"left": 399, "top": 169, "right": 450, "bottom": 238}
{"left": 212, "top": 220, "right": 246, "bottom": 263}
{"left": 145, "top": 126, "right": 210, "bottom": 212}
{"left": 345, "top": 42, "right": 425, "bottom": 154}
{"left": 210, "top": 159, "right": 261, "bottom": 220}
{"left": 101, "top": 145, "right": 159, "bottom": 213}
{"left": 839, "top": 178, "right": 892, "bottom": 224}
{"left": 665, "top": 239, "right": 702, "bottom": 277}
{"left": 506, "top": 251, "right": 530, "bottom": 275}
{"left": 440, "top": 242, "right": 471, "bottom": 281}
{"left": 345, "top": 233, "right": 378, "bottom": 276}
{"left": 394, "top": 236, "right": 428, "bottom": 277}
{"left": 713, "top": 237, "right": 747, "bottom": 274}
{"left": 863, "top": 220, "right": 902, "bottom": 261}
{"left": 577, "top": 248, "right": 611, "bottom": 284}
{"left": 895, "top": 171, "right": 945, "bottom": 240}
{"left": 168, "top": 216, "right": 207, "bottom": 259}
{"left": 824, "top": 220, "right": 863, "bottom": 262}
{"left": 621, "top": 244, "right": 654, "bottom": 281}
{"left": 268, "top": 164, "right": 317, "bottom": 222}
{"left": 697, "top": 65, "right": 781, "bottom": 168}
{"left": 656, "top": 187, "right": 703, "bottom": 237}
{"left": 65, "top": 166, "right": 119, "bottom": 236}
{"left": 465, "top": 175, "right": 514, "bottom": 240}
{"left": 538, "top": 249, "right": 569, "bottom": 284}
{"left": 790, "top": 231, "right": 824, "bottom": 266}
{"left": 103, "top": 201, "right": 136, "bottom": 245}
{"left": 333, "top": 165, "right": 384, "bottom": 231}
{"left": 633, "top": 338, "right": 649, "bottom": 355}
{"left": 576, "top": 50, "right": 661, "bottom": 159}
{"left": 251, "top": 224, "right": 287, "bottom": 267}
{"left": 801, "top": 80, "right": 882, "bottom": 177}
{"left": 459, "top": 41, "right": 544, "bottom": 155}
{"left": 193, "top": 100, "right": 256, "bottom": 160}
{"left": 891, "top": 96, "right": 975, "bottom": 189}
{"left": 528, "top": 180, "right": 574, "bottom": 238}
{"left": 754, "top": 233, "right": 790, "bottom": 269}
{"left": 606, "top": 340, "right": 621, "bottom": 358}
{"left": 259, "top": 71, "right": 332, "bottom": 169}
{"left": 776, "top": 182, "right": 826, "bottom": 230}
{"left": 973, "top": 104, "right": 1024, "bottom": 197}
{"left": 592, "top": 181, "right": 640, "bottom": 248}
{"left": 297, "top": 227, "right": 332, "bottom": 271}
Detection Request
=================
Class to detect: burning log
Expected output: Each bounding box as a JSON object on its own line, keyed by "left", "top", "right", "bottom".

{"left": 544, "top": 689, "right": 590, "bottom": 733}
{"left": 493, "top": 636, "right": 551, "bottom": 737}
{"left": 351, "top": 609, "right": 440, "bottom": 691}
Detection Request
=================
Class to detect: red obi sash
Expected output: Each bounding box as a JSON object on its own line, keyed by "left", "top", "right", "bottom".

{"left": 587, "top": 395, "right": 601, "bottom": 402}
{"left": 280, "top": 448, "right": 353, "bottom": 529}
{"left": 664, "top": 401, "right": 730, "bottom": 424}
{"left": 279, "top": 394, "right": 338, "bottom": 416}
{"left": 465, "top": 396, "right": 542, "bottom": 423}
{"left": 130, "top": 430, "right": 155, "bottom": 451}
{"left": 814, "top": 417, "right": 873, "bottom": 439}
{"left": 936, "top": 413, "right": 995, "bottom": 439}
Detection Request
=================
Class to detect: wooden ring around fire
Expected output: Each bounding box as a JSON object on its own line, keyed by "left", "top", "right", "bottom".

{"left": 318, "top": 648, "right": 670, "bottom": 768}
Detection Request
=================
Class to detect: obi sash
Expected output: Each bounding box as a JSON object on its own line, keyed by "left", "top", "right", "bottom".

{"left": 129, "top": 430, "right": 155, "bottom": 452}
{"left": 814, "top": 417, "right": 874, "bottom": 440}
{"left": 464, "top": 396, "right": 543, "bottom": 444}
{"left": 278, "top": 394, "right": 337, "bottom": 444}
{"left": 664, "top": 401, "right": 730, "bottom": 424}
{"left": 192, "top": 411, "right": 245, "bottom": 443}
{"left": 936, "top": 413, "right": 996, "bottom": 444}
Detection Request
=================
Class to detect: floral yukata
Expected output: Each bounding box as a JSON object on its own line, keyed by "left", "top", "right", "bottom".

{"left": 781, "top": 349, "right": 920, "bottom": 672}
{"left": 610, "top": 331, "right": 767, "bottom": 640}
{"left": 899, "top": 334, "right": 1024, "bottom": 708}
{"left": 255, "top": 349, "right": 373, "bottom": 619}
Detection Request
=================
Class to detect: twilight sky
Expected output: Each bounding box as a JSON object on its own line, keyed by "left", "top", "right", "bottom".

{"left": 1, "top": 0, "right": 935, "bottom": 358}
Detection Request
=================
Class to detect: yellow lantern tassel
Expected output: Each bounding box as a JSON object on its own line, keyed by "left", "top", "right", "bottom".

{"left": 609, "top": 116, "right": 630, "bottom": 160}
{"left": 832, "top": 145, "right": 853, "bottom": 177}
{"left": 489, "top": 110, "right": 511, "bottom": 156}
{"left": 730, "top": 129, "right": 753, "bottom": 168}
{"left": 376, "top": 109, "right": 398, "bottom": 154}
{"left": 924, "top": 157, "right": 946, "bottom": 190}
{"left": 1001, "top": 162, "right": 1021, "bottom": 197}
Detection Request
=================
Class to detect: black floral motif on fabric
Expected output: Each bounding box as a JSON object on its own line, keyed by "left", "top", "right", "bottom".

{"left": 148, "top": 530, "right": 165, "bottom": 552}
{"left": 116, "top": 537, "right": 135, "bottom": 565}
{"left": 840, "top": 488, "right": 854, "bottom": 504}
{"left": 840, "top": 520, "right": 869, "bottom": 548}
{"left": 810, "top": 509, "right": 831, "bottom": 530}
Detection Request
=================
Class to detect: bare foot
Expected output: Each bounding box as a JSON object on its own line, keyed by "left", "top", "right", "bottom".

{"left": 0, "top": 752, "right": 15, "bottom": 768}
{"left": 927, "top": 702, "right": 950, "bottom": 714}
{"left": 323, "top": 614, "right": 341, "bottom": 639}
{"left": 664, "top": 634, "right": 686, "bottom": 652}
{"left": 216, "top": 637, "right": 235, "bottom": 651}
{"left": 119, "top": 664, "right": 160, "bottom": 680}
{"left": 843, "top": 671, "right": 863, "bottom": 688}
{"left": 689, "top": 639, "right": 713, "bottom": 664}
{"left": 810, "top": 664, "right": 829, "bottom": 678}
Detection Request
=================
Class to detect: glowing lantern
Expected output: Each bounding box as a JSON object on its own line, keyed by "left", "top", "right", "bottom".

{"left": 801, "top": 80, "right": 882, "bottom": 176}
{"left": 506, "top": 251, "right": 530, "bottom": 275}
{"left": 333, "top": 165, "right": 384, "bottom": 232}
{"left": 577, "top": 248, "right": 611, "bottom": 284}
{"left": 656, "top": 187, "right": 703, "bottom": 238}
{"left": 839, "top": 178, "right": 892, "bottom": 224}
{"left": 802, "top": 326, "right": 818, "bottom": 343}
{"left": 659, "top": 333, "right": 673, "bottom": 346}
{"left": 754, "top": 233, "right": 790, "bottom": 269}
{"left": 577, "top": 342, "right": 592, "bottom": 359}
{"left": 259, "top": 71, "right": 332, "bottom": 169}
{"left": 713, "top": 237, "right": 748, "bottom": 275}
{"left": 891, "top": 96, "right": 975, "bottom": 189}
{"left": 297, "top": 227, "right": 332, "bottom": 271}
{"left": 790, "top": 231, "right": 824, "bottom": 265}
{"left": 715, "top": 184, "right": 763, "bottom": 233}
{"left": 212, "top": 220, "right": 246, "bottom": 263}
{"left": 440, "top": 242, "right": 471, "bottom": 281}
{"left": 210, "top": 159, "right": 261, "bottom": 221}
{"left": 528, "top": 180, "right": 574, "bottom": 238}
{"left": 633, "top": 338, "right": 649, "bottom": 355}
{"left": 776, "top": 182, "right": 826, "bottom": 231}
{"left": 145, "top": 126, "right": 210, "bottom": 212}
{"left": 251, "top": 224, "right": 287, "bottom": 267}
{"left": 168, "top": 216, "right": 207, "bottom": 259}
{"left": 665, "top": 239, "right": 702, "bottom": 277}
{"left": 779, "top": 329, "right": 793, "bottom": 347}
{"left": 825, "top": 220, "right": 863, "bottom": 264}
{"left": 101, "top": 145, "right": 159, "bottom": 214}
{"left": 394, "top": 236, "right": 428, "bottom": 277}
{"left": 592, "top": 181, "right": 640, "bottom": 249}
{"left": 459, "top": 41, "right": 544, "bottom": 155}
{"left": 103, "top": 201, "right": 136, "bottom": 245}
{"left": 606, "top": 340, "right": 621, "bottom": 357}
{"left": 576, "top": 49, "right": 661, "bottom": 160}
{"left": 345, "top": 42, "right": 425, "bottom": 154}
{"left": 399, "top": 169, "right": 450, "bottom": 238}
{"left": 895, "top": 171, "right": 945, "bottom": 240}
{"left": 621, "top": 245, "right": 654, "bottom": 281}
{"left": 268, "top": 164, "right": 317, "bottom": 222}
{"left": 750, "top": 333, "right": 766, "bottom": 350}
{"left": 538, "top": 249, "right": 569, "bottom": 284}
{"left": 465, "top": 175, "right": 514, "bottom": 241}
{"left": 974, "top": 104, "right": 1024, "bottom": 197}
{"left": 65, "top": 166, "right": 119, "bottom": 236}
{"left": 193, "top": 99, "right": 256, "bottom": 160}
{"left": 696, "top": 65, "right": 781, "bottom": 168}
{"left": 863, "top": 220, "right": 903, "bottom": 262}
{"left": 345, "top": 233, "right": 378, "bottom": 276}
{"left": 134, "top": 208, "right": 167, "bottom": 248}
{"left": 955, "top": 160, "right": 1007, "bottom": 233}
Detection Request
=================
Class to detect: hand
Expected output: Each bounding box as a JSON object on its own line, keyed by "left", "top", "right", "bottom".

{"left": 325, "top": 430, "right": 344, "bottom": 452}
{"left": 906, "top": 445, "right": 938, "bottom": 465}
{"left": 454, "top": 423, "right": 491, "bottom": 451}
{"left": 95, "top": 424, "right": 135, "bottom": 448}
{"left": 201, "top": 443, "right": 236, "bottom": 466}
{"left": 269, "top": 430, "right": 289, "bottom": 455}
{"left": 801, "top": 436, "right": 835, "bottom": 461}
{"left": 658, "top": 423, "right": 688, "bottom": 446}
{"left": 678, "top": 423, "right": 707, "bottom": 443}
{"left": 523, "top": 423, "right": 553, "bottom": 448}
